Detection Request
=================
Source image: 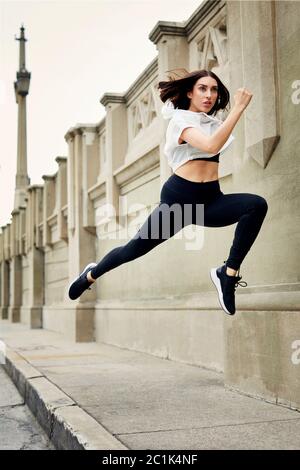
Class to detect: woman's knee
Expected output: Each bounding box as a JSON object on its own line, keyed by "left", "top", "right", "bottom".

{"left": 254, "top": 195, "right": 268, "bottom": 215}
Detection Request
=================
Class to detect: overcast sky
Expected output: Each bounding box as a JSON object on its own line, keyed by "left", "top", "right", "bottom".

{"left": 0, "top": 0, "right": 203, "bottom": 228}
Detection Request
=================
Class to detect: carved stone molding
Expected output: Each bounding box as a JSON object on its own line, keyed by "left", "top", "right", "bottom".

{"left": 239, "top": 0, "right": 280, "bottom": 168}
{"left": 198, "top": 17, "right": 227, "bottom": 71}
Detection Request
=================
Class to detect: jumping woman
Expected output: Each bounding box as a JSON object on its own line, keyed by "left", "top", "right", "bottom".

{"left": 69, "top": 69, "right": 268, "bottom": 315}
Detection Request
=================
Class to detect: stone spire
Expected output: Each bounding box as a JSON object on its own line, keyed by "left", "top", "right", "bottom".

{"left": 13, "top": 24, "right": 31, "bottom": 210}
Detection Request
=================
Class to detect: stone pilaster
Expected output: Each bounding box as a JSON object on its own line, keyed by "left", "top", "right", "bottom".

{"left": 0, "top": 230, "right": 9, "bottom": 319}
{"left": 149, "top": 21, "right": 188, "bottom": 184}
{"left": 99, "top": 95, "right": 127, "bottom": 230}
{"left": 80, "top": 128, "right": 99, "bottom": 233}
{"left": 22, "top": 186, "right": 45, "bottom": 328}
{"left": 25, "top": 245, "right": 44, "bottom": 328}
{"left": 64, "top": 126, "right": 98, "bottom": 342}
{"left": 55, "top": 157, "right": 68, "bottom": 242}
{"left": 42, "top": 173, "right": 56, "bottom": 247}
{"left": 7, "top": 210, "right": 22, "bottom": 322}
{"left": 227, "top": 0, "right": 280, "bottom": 168}
{"left": 18, "top": 207, "right": 26, "bottom": 255}
{"left": 1, "top": 225, "right": 11, "bottom": 319}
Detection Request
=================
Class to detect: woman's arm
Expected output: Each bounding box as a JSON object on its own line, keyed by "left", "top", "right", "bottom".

{"left": 180, "top": 104, "right": 244, "bottom": 154}
{"left": 207, "top": 104, "right": 244, "bottom": 154}
{"left": 180, "top": 87, "right": 253, "bottom": 154}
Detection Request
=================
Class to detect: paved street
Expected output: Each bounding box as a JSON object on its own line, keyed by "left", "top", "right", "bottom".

{"left": 0, "top": 366, "right": 55, "bottom": 450}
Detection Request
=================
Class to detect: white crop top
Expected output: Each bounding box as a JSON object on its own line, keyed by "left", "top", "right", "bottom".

{"left": 161, "top": 100, "right": 235, "bottom": 172}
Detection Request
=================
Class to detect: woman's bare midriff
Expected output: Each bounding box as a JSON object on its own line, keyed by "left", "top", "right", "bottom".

{"left": 174, "top": 159, "right": 219, "bottom": 183}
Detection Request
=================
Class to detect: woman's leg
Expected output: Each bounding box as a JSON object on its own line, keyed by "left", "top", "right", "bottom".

{"left": 202, "top": 192, "right": 268, "bottom": 271}
{"left": 90, "top": 199, "right": 188, "bottom": 280}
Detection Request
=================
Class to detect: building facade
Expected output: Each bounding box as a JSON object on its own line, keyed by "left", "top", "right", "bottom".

{"left": 1, "top": 1, "right": 300, "bottom": 410}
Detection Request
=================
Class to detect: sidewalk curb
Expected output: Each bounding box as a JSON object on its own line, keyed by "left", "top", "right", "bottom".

{"left": 3, "top": 346, "right": 128, "bottom": 450}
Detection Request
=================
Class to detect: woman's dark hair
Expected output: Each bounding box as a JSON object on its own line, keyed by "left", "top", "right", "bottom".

{"left": 157, "top": 68, "right": 230, "bottom": 117}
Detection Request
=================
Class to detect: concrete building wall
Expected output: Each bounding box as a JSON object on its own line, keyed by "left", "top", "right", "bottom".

{"left": 223, "top": 0, "right": 300, "bottom": 410}
{"left": 21, "top": 256, "right": 29, "bottom": 306}
{"left": 1, "top": 0, "right": 299, "bottom": 408}
{"left": 44, "top": 240, "right": 69, "bottom": 305}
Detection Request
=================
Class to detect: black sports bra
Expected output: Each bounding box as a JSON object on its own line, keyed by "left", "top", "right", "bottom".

{"left": 179, "top": 140, "right": 220, "bottom": 163}
{"left": 192, "top": 153, "right": 220, "bottom": 163}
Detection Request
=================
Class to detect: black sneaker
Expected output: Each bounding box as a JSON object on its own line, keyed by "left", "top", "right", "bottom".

{"left": 210, "top": 262, "right": 247, "bottom": 315}
{"left": 68, "top": 262, "right": 97, "bottom": 300}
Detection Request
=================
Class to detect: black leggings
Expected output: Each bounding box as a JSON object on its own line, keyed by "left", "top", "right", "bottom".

{"left": 90, "top": 173, "right": 268, "bottom": 279}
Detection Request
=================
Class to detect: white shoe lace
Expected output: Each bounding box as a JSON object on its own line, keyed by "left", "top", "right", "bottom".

{"left": 223, "top": 260, "right": 248, "bottom": 290}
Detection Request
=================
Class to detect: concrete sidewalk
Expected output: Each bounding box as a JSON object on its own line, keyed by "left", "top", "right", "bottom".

{"left": 1, "top": 319, "right": 300, "bottom": 450}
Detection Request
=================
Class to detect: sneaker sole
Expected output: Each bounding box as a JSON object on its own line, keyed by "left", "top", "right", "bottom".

{"left": 210, "top": 267, "right": 234, "bottom": 315}
{"left": 68, "top": 262, "right": 97, "bottom": 297}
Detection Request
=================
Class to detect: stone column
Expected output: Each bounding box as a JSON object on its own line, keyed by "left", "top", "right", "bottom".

{"left": 149, "top": 21, "right": 188, "bottom": 185}
{"left": 55, "top": 157, "right": 68, "bottom": 242}
{"left": 65, "top": 126, "right": 98, "bottom": 342}
{"left": 98, "top": 95, "right": 127, "bottom": 230}
{"left": 7, "top": 210, "right": 22, "bottom": 322}
{"left": 42, "top": 174, "right": 56, "bottom": 247}
{"left": 227, "top": 0, "right": 280, "bottom": 168}
{"left": 13, "top": 25, "right": 31, "bottom": 209}
{"left": 81, "top": 127, "right": 99, "bottom": 233}
{"left": 23, "top": 186, "right": 44, "bottom": 328}
{"left": 18, "top": 207, "right": 26, "bottom": 256}
{"left": 0, "top": 229, "right": 9, "bottom": 319}
{"left": 26, "top": 245, "right": 44, "bottom": 328}
{"left": 1, "top": 225, "right": 11, "bottom": 319}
